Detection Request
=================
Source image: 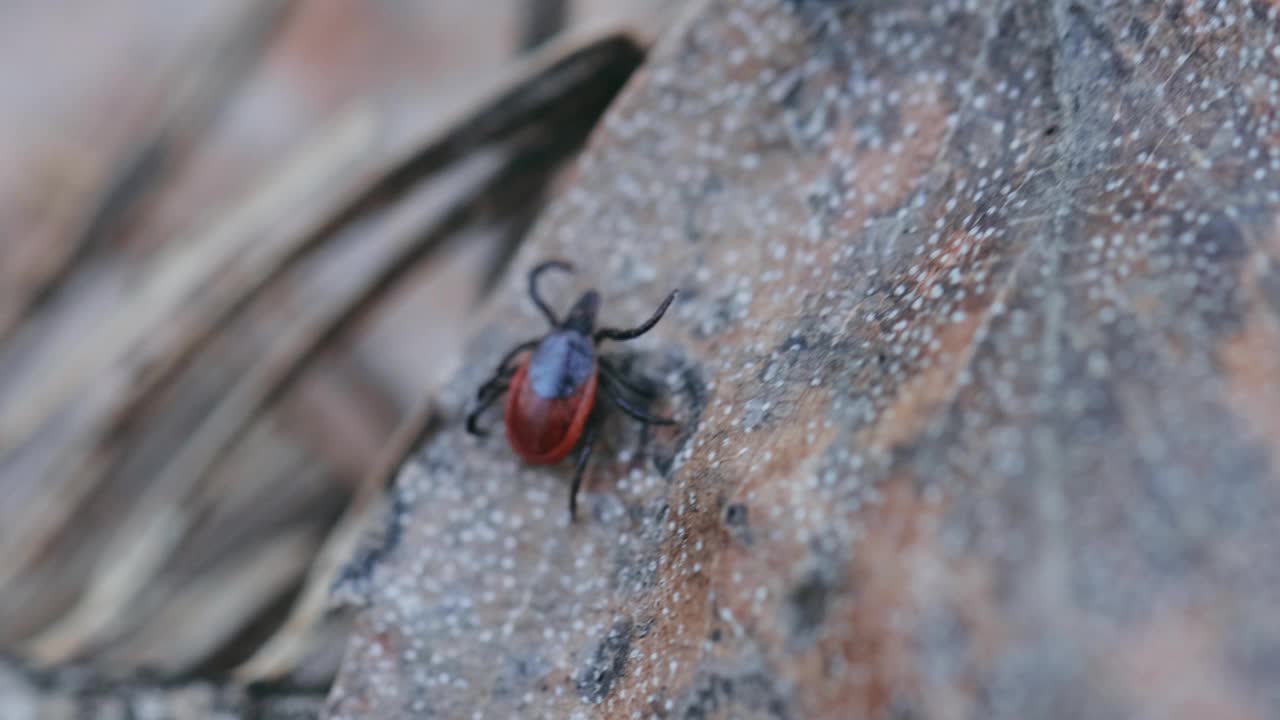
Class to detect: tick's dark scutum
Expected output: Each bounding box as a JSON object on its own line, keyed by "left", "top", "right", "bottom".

{"left": 528, "top": 331, "right": 595, "bottom": 398}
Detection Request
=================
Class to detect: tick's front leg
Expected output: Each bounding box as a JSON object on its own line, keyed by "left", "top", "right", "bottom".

{"left": 466, "top": 376, "right": 510, "bottom": 437}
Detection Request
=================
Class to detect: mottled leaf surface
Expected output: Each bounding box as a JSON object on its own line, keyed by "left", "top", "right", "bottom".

{"left": 328, "top": 1, "right": 1280, "bottom": 718}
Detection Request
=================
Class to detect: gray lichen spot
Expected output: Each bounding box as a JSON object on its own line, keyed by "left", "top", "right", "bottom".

{"left": 576, "top": 620, "right": 634, "bottom": 704}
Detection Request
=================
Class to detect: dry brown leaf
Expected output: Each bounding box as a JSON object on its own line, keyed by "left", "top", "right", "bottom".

{"left": 327, "top": 1, "right": 1280, "bottom": 718}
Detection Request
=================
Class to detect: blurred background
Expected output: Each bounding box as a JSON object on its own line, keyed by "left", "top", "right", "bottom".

{"left": 0, "top": 0, "right": 670, "bottom": 706}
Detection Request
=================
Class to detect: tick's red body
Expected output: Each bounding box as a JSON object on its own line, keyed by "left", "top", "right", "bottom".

{"left": 466, "top": 259, "right": 678, "bottom": 520}
{"left": 504, "top": 357, "right": 598, "bottom": 464}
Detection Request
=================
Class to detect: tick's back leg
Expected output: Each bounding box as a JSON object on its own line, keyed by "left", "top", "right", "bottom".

{"left": 599, "top": 357, "right": 658, "bottom": 398}
{"left": 569, "top": 421, "right": 597, "bottom": 521}
{"left": 600, "top": 376, "right": 677, "bottom": 426}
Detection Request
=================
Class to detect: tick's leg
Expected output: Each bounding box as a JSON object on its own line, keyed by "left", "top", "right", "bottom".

{"left": 600, "top": 376, "right": 677, "bottom": 426}
{"left": 569, "top": 421, "right": 597, "bottom": 522}
{"left": 598, "top": 357, "right": 657, "bottom": 398}
{"left": 476, "top": 371, "right": 513, "bottom": 405}
{"left": 528, "top": 260, "right": 574, "bottom": 327}
{"left": 466, "top": 380, "right": 509, "bottom": 437}
{"left": 599, "top": 361, "right": 661, "bottom": 456}
{"left": 635, "top": 417, "right": 651, "bottom": 458}
{"left": 468, "top": 340, "right": 537, "bottom": 435}
{"left": 475, "top": 340, "right": 538, "bottom": 400}
{"left": 594, "top": 290, "right": 677, "bottom": 342}
{"left": 474, "top": 369, "right": 513, "bottom": 403}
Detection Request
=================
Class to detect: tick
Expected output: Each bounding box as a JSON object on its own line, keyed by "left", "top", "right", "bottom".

{"left": 466, "top": 259, "right": 678, "bottom": 521}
